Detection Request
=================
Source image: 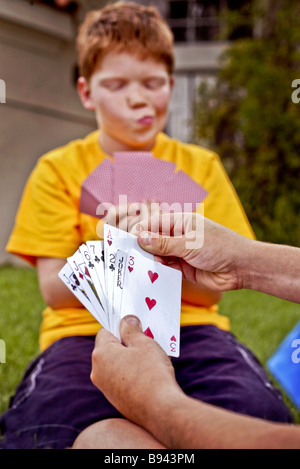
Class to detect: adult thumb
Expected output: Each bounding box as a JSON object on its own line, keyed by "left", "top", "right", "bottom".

{"left": 119, "top": 315, "right": 143, "bottom": 347}
{"left": 137, "top": 231, "right": 188, "bottom": 259}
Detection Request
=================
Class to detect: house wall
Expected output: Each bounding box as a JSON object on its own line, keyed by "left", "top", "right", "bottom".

{"left": 0, "top": 0, "right": 226, "bottom": 265}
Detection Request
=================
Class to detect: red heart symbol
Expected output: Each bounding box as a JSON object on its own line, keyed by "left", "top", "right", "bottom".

{"left": 145, "top": 297, "right": 156, "bottom": 310}
{"left": 128, "top": 266, "right": 133, "bottom": 273}
{"left": 107, "top": 240, "right": 112, "bottom": 246}
{"left": 148, "top": 270, "right": 158, "bottom": 283}
{"left": 170, "top": 335, "right": 177, "bottom": 342}
{"left": 144, "top": 327, "right": 154, "bottom": 339}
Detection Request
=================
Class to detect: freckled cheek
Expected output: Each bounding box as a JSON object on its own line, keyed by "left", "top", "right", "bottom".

{"left": 97, "top": 97, "right": 126, "bottom": 122}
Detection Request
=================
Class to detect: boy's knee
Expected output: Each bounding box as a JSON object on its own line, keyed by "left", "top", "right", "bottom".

{"left": 72, "top": 418, "right": 123, "bottom": 449}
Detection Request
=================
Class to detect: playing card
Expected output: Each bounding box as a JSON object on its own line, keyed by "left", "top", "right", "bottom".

{"left": 80, "top": 158, "right": 114, "bottom": 218}
{"left": 113, "top": 151, "right": 176, "bottom": 203}
{"left": 111, "top": 249, "right": 128, "bottom": 337}
{"left": 103, "top": 224, "right": 154, "bottom": 323}
{"left": 67, "top": 248, "right": 109, "bottom": 328}
{"left": 113, "top": 152, "right": 147, "bottom": 204}
{"left": 155, "top": 170, "right": 208, "bottom": 212}
{"left": 85, "top": 240, "right": 108, "bottom": 314}
{"left": 119, "top": 248, "right": 182, "bottom": 357}
{"left": 103, "top": 224, "right": 153, "bottom": 260}
{"left": 134, "top": 158, "right": 176, "bottom": 202}
{"left": 58, "top": 262, "right": 100, "bottom": 322}
{"left": 79, "top": 243, "right": 109, "bottom": 327}
{"left": 58, "top": 226, "right": 182, "bottom": 356}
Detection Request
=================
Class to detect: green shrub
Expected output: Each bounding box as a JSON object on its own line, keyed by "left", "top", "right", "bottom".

{"left": 193, "top": 0, "right": 300, "bottom": 246}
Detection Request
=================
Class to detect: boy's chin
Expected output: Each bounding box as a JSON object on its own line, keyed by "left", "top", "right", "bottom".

{"left": 129, "top": 141, "right": 155, "bottom": 150}
{"left": 118, "top": 137, "right": 157, "bottom": 152}
{"left": 100, "top": 130, "right": 160, "bottom": 154}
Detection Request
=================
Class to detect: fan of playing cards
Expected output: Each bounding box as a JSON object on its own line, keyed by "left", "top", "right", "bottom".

{"left": 80, "top": 151, "right": 208, "bottom": 217}
{"left": 58, "top": 225, "right": 182, "bottom": 357}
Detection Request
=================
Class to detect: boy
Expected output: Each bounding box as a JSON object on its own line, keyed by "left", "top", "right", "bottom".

{"left": 0, "top": 2, "right": 292, "bottom": 449}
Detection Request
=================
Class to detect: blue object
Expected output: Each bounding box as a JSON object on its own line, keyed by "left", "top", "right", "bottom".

{"left": 267, "top": 320, "right": 300, "bottom": 409}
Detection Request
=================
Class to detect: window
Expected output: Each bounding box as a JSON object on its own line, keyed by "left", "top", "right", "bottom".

{"left": 166, "top": 0, "right": 253, "bottom": 43}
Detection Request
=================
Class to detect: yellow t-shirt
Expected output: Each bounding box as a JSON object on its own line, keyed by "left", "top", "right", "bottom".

{"left": 6, "top": 131, "right": 255, "bottom": 351}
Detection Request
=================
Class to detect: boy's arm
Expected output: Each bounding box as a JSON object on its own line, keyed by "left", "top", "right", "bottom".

{"left": 36, "top": 257, "right": 82, "bottom": 309}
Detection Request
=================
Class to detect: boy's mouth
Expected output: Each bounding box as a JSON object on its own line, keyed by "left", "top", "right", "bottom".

{"left": 137, "top": 116, "right": 154, "bottom": 126}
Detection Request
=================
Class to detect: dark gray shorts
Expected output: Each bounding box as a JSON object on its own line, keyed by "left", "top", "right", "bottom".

{"left": 0, "top": 325, "right": 292, "bottom": 449}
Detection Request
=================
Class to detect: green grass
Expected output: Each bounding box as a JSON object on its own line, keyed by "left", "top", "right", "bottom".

{"left": 0, "top": 265, "right": 300, "bottom": 423}
{"left": 0, "top": 266, "right": 45, "bottom": 414}
{"left": 219, "top": 289, "right": 300, "bottom": 423}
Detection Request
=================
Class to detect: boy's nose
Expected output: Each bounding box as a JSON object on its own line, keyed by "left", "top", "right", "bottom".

{"left": 126, "top": 84, "right": 147, "bottom": 108}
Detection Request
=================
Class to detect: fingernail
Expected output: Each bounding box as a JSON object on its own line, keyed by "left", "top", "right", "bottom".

{"left": 123, "top": 315, "right": 140, "bottom": 326}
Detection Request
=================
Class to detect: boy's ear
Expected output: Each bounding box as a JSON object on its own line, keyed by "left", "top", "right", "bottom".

{"left": 169, "top": 75, "right": 175, "bottom": 92}
{"left": 77, "top": 76, "right": 95, "bottom": 111}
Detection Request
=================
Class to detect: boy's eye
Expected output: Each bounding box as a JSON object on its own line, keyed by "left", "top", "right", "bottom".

{"left": 101, "top": 79, "right": 125, "bottom": 91}
{"left": 144, "top": 78, "right": 166, "bottom": 89}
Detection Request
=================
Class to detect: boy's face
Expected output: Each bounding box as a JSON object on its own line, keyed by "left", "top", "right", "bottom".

{"left": 78, "top": 51, "right": 174, "bottom": 154}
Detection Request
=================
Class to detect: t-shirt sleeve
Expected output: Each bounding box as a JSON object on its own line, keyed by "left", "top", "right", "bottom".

{"left": 6, "top": 157, "right": 81, "bottom": 265}
{"left": 197, "top": 152, "right": 255, "bottom": 240}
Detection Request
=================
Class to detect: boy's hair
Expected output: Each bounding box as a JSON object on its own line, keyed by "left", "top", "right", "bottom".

{"left": 76, "top": 1, "right": 174, "bottom": 80}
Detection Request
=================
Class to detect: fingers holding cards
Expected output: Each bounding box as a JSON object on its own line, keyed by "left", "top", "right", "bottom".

{"left": 58, "top": 226, "right": 182, "bottom": 356}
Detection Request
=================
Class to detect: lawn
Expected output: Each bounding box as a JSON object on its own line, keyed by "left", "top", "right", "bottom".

{"left": 0, "top": 265, "right": 300, "bottom": 423}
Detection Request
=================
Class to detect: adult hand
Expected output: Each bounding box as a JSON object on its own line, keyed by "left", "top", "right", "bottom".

{"left": 132, "top": 212, "right": 253, "bottom": 292}
{"left": 91, "top": 316, "right": 182, "bottom": 429}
